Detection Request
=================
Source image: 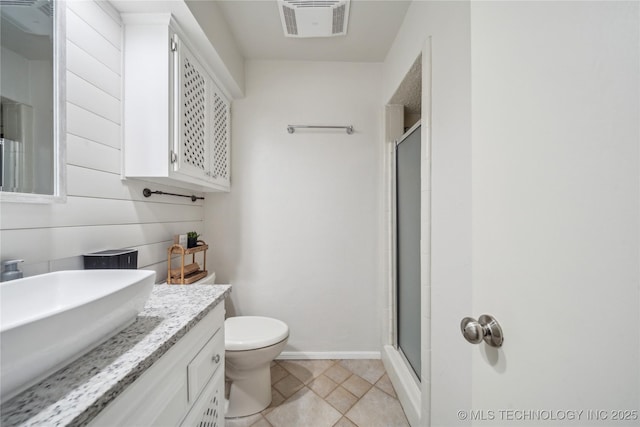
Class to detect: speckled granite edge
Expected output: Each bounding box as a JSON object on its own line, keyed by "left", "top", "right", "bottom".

{"left": 0, "top": 284, "right": 231, "bottom": 427}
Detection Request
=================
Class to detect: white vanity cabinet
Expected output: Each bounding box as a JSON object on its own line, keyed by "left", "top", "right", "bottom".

{"left": 89, "top": 303, "right": 225, "bottom": 427}
{"left": 122, "top": 14, "right": 230, "bottom": 192}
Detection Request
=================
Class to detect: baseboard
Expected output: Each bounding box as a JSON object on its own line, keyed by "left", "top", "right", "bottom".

{"left": 382, "top": 345, "right": 421, "bottom": 426}
{"left": 277, "top": 351, "right": 381, "bottom": 360}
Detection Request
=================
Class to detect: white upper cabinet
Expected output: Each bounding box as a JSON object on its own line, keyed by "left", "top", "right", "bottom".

{"left": 122, "top": 14, "right": 230, "bottom": 192}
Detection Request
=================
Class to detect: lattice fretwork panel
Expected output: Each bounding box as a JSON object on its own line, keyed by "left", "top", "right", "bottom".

{"left": 182, "top": 57, "right": 207, "bottom": 171}
{"left": 212, "top": 92, "right": 229, "bottom": 179}
{"left": 196, "top": 383, "right": 221, "bottom": 427}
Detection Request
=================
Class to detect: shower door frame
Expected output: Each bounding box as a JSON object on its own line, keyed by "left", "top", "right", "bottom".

{"left": 391, "top": 119, "right": 422, "bottom": 386}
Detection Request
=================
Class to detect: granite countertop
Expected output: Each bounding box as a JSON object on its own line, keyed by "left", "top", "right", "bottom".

{"left": 1, "top": 284, "right": 231, "bottom": 427}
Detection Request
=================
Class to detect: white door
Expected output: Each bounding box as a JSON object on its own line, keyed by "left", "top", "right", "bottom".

{"left": 432, "top": 2, "right": 639, "bottom": 426}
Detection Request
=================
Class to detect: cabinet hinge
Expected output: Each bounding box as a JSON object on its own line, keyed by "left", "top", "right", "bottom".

{"left": 170, "top": 151, "right": 177, "bottom": 164}
{"left": 170, "top": 40, "right": 177, "bottom": 52}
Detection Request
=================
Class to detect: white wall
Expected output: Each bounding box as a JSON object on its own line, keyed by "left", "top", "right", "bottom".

{"left": 186, "top": 0, "right": 244, "bottom": 96}
{"left": 0, "top": 0, "right": 204, "bottom": 281}
{"left": 382, "top": 1, "right": 472, "bottom": 424}
{"left": 205, "top": 60, "right": 383, "bottom": 356}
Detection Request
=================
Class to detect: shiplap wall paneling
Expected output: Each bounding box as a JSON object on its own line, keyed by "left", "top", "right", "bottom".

{"left": 1, "top": 198, "right": 203, "bottom": 229}
{"left": 66, "top": 7, "right": 120, "bottom": 73}
{"left": 1, "top": 220, "right": 203, "bottom": 271}
{"left": 67, "top": 0, "right": 122, "bottom": 47}
{"left": 0, "top": 0, "right": 205, "bottom": 281}
{"left": 67, "top": 103, "right": 120, "bottom": 148}
{"left": 67, "top": 166, "right": 205, "bottom": 206}
{"left": 66, "top": 41, "right": 120, "bottom": 97}
{"left": 67, "top": 135, "right": 121, "bottom": 174}
{"left": 67, "top": 72, "right": 120, "bottom": 123}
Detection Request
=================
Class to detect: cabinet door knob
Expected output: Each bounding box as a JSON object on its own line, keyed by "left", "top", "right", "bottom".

{"left": 212, "top": 354, "right": 221, "bottom": 364}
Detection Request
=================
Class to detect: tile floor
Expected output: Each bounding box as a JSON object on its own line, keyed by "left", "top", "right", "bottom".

{"left": 225, "top": 359, "right": 410, "bottom": 427}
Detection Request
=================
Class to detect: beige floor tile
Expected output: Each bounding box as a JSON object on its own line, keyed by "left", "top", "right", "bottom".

{"left": 345, "top": 387, "right": 409, "bottom": 427}
{"left": 325, "top": 386, "right": 358, "bottom": 414}
{"left": 341, "top": 375, "right": 372, "bottom": 398}
{"left": 270, "top": 363, "right": 289, "bottom": 385}
{"left": 309, "top": 375, "right": 339, "bottom": 398}
{"left": 263, "top": 387, "right": 287, "bottom": 415}
{"left": 333, "top": 416, "right": 357, "bottom": 427}
{"left": 339, "top": 359, "right": 386, "bottom": 385}
{"left": 272, "top": 374, "right": 304, "bottom": 399}
{"left": 225, "top": 412, "right": 264, "bottom": 427}
{"left": 251, "top": 416, "right": 273, "bottom": 427}
{"left": 265, "top": 387, "right": 342, "bottom": 427}
{"left": 324, "top": 363, "right": 352, "bottom": 385}
{"left": 279, "top": 360, "right": 335, "bottom": 384}
{"left": 251, "top": 359, "right": 409, "bottom": 427}
{"left": 374, "top": 373, "right": 397, "bottom": 398}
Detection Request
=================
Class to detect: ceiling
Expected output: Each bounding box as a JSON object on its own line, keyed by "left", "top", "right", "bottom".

{"left": 215, "top": 0, "right": 411, "bottom": 62}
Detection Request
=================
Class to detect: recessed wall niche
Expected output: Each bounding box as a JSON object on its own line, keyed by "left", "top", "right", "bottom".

{"left": 389, "top": 54, "right": 422, "bottom": 132}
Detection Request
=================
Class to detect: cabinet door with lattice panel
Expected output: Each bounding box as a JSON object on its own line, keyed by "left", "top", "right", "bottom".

{"left": 208, "top": 83, "right": 230, "bottom": 189}
{"left": 180, "top": 367, "right": 225, "bottom": 427}
{"left": 175, "top": 35, "right": 211, "bottom": 181}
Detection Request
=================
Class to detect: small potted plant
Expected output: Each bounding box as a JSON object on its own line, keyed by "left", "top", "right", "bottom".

{"left": 187, "top": 231, "right": 200, "bottom": 248}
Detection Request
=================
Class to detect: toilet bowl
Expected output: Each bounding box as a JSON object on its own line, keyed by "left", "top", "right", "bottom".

{"left": 225, "top": 316, "right": 289, "bottom": 418}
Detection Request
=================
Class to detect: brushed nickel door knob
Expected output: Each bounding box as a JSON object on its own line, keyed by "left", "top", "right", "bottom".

{"left": 460, "top": 314, "right": 504, "bottom": 347}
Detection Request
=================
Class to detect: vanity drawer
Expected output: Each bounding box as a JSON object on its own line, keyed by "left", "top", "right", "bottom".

{"left": 187, "top": 323, "right": 224, "bottom": 402}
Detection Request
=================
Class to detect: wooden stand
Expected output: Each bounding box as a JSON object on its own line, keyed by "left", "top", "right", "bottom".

{"left": 167, "top": 240, "right": 208, "bottom": 284}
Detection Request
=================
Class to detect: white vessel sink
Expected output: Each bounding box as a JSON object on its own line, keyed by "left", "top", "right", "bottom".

{"left": 0, "top": 269, "right": 156, "bottom": 403}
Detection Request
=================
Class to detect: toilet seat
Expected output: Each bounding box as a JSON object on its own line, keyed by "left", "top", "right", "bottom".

{"left": 225, "top": 316, "right": 289, "bottom": 351}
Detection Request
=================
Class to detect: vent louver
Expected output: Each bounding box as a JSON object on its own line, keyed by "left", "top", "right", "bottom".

{"left": 0, "top": 0, "right": 53, "bottom": 35}
{"left": 0, "top": 0, "right": 38, "bottom": 6}
{"left": 282, "top": 5, "right": 298, "bottom": 36}
{"left": 277, "top": 0, "right": 350, "bottom": 38}
{"left": 37, "top": 0, "right": 53, "bottom": 17}
{"left": 332, "top": 4, "right": 345, "bottom": 34}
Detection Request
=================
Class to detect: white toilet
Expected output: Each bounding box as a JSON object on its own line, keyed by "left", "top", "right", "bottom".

{"left": 224, "top": 316, "right": 289, "bottom": 418}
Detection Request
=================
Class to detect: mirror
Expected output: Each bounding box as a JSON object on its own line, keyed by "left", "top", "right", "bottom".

{"left": 0, "top": 0, "right": 64, "bottom": 202}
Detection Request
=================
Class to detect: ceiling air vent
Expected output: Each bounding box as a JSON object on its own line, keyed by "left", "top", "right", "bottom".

{"left": 277, "top": 0, "right": 350, "bottom": 38}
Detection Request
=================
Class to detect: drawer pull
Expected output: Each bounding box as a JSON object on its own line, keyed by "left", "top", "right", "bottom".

{"left": 212, "top": 354, "right": 221, "bottom": 364}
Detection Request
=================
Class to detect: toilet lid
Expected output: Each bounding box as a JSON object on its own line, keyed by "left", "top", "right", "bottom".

{"left": 225, "top": 316, "right": 289, "bottom": 351}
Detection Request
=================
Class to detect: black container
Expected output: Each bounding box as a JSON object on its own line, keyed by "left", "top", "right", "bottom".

{"left": 84, "top": 249, "right": 138, "bottom": 270}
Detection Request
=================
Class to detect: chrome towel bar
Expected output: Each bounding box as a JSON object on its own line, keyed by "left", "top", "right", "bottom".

{"left": 287, "top": 125, "right": 354, "bottom": 135}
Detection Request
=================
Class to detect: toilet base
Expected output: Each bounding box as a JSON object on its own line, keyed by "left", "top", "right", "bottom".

{"left": 225, "top": 360, "right": 272, "bottom": 418}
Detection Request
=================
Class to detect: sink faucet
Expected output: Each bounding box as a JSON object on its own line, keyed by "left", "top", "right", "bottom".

{"left": 1, "top": 259, "right": 24, "bottom": 282}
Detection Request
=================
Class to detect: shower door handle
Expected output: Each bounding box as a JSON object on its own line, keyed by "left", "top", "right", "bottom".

{"left": 460, "top": 314, "right": 504, "bottom": 347}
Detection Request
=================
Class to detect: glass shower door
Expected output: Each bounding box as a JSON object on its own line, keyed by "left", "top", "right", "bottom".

{"left": 395, "top": 123, "right": 421, "bottom": 381}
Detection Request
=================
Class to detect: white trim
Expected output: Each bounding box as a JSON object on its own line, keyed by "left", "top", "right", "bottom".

{"left": 395, "top": 119, "right": 422, "bottom": 147}
{"left": 382, "top": 345, "right": 420, "bottom": 427}
{"left": 277, "top": 351, "right": 381, "bottom": 360}
{"left": 383, "top": 104, "right": 404, "bottom": 347}
{"left": 95, "top": 0, "right": 122, "bottom": 24}
{"left": 1, "top": 0, "right": 67, "bottom": 203}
